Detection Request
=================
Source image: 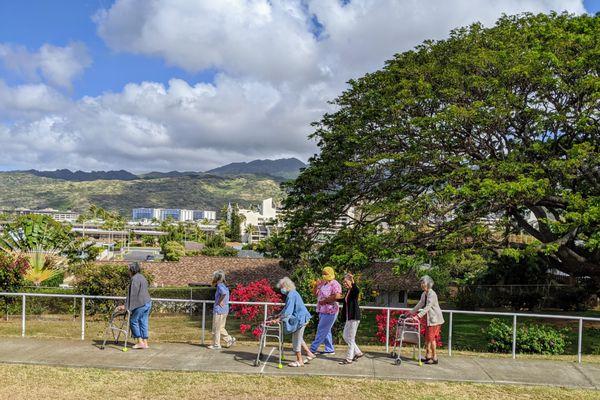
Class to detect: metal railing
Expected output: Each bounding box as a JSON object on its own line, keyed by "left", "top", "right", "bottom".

{"left": 1, "top": 291, "right": 599, "bottom": 364}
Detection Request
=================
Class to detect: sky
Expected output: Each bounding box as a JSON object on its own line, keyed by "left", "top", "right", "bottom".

{"left": 0, "top": 0, "right": 597, "bottom": 172}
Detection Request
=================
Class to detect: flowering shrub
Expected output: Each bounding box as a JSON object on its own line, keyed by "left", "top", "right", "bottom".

{"left": 375, "top": 309, "right": 443, "bottom": 347}
{"left": 230, "top": 279, "right": 283, "bottom": 338}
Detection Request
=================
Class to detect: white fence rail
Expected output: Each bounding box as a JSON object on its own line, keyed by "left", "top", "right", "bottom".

{"left": 1, "top": 291, "right": 599, "bottom": 364}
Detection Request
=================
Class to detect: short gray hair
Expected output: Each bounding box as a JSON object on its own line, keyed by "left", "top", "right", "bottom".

{"left": 277, "top": 277, "right": 296, "bottom": 292}
{"left": 212, "top": 270, "right": 226, "bottom": 283}
{"left": 420, "top": 275, "right": 434, "bottom": 289}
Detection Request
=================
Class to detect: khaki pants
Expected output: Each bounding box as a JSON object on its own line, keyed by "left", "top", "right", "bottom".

{"left": 212, "top": 313, "right": 232, "bottom": 346}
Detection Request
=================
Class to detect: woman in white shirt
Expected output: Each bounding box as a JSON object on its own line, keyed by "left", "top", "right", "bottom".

{"left": 411, "top": 275, "right": 444, "bottom": 364}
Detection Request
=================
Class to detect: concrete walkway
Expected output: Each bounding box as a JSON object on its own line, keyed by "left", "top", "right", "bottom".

{"left": 0, "top": 338, "right": 598, "bottom": 389}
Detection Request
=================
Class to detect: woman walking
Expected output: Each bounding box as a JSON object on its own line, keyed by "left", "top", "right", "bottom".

{"left": 339, "top": 273, "right": 364, "bottom": 365}
{"left": 208, "top": 270, "right": 236, "bottom": 349}
{"left": 411, "top": 275, "right": 444, "bottom": 364}
{"left": 268, "top": 277, "right": 315, "bottom": 367}
{"left": 119, "top": 262, "right": 152, "bottom": 349}
{"left": 310, "top": 266, "right": 342, "bottom": 356}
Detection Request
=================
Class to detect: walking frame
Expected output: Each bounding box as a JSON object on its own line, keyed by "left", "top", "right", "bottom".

{"left": 390, "top": 315, "right": 423, "bottom": 366}
{"left": 254, "top": 316, "right": 284, "bottom": 369}
{"left": 100, "top": 307, "right": 131, "bottom": 352}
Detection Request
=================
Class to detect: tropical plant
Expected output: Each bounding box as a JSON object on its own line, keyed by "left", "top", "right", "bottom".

{"left": 281, "top": 13, "right": 600, "bottom": 292}
{"left": 23, "top": 248, "right": 67, "bottom": 286}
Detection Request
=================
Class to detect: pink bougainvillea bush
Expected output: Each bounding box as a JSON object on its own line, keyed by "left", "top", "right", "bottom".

{"left": 230, "top": 279, "right": 283, "bottom": 338}
{"left": 376, "top": 309, "right": 443, "bottom": 348}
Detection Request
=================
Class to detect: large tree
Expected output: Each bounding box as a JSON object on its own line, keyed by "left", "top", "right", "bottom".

{"left": 283, "top": 13, "right": 599, "bottom": 285}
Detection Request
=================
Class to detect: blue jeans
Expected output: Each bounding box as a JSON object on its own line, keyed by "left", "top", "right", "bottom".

{"left": 310, "top": 312, "right": 337, "bottom": 353}
{"left": 130, "top": 302, "right": 152, "bottom": 339}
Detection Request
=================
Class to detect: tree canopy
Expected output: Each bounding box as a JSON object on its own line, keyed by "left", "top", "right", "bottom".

{"left": 283, "top": 13, "right": 599, "bottom": 287}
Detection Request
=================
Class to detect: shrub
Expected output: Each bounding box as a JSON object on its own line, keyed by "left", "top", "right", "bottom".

{"left": 74, "top": 263, "right": 154, "bottom": 314}
{"left": 230, "top": 279, "right": 283, "bottom": 338}
{"left": 200, "top": 246, "right": 238, "bottom": 257}
{"left": 486, "top": 318, "right": 570, "bottom": 355}
{"left": 162, "top": 241, "right": 186, "bottom": 261}
{"left": 0, "top": 252, "right": 28, "bottom": 291}
{"left": 375, "top": 309, "right": 443, "bottom": 348}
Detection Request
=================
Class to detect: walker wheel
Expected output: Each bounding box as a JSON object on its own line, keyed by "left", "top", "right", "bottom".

{"left": 254, "top": 360, "right": 260, "bottom": 367}
{"left": 395, "top": 358, "right": 402, "bottom": 365}
{"left": 100, "top": 346, "right": 105, "bottom": 350}
{"left": 278, "top": 363, "right": 283, "bottom": 369}
{"left": 122, "top": 347, "right": 128, "bottom": 352}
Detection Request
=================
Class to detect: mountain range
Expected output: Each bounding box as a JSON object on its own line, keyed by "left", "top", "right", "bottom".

{"left": 0, "top": 158, "right": 306, "bottom": 214}
{"left": 17, "top": 158, "right": 306, "bottom": 182}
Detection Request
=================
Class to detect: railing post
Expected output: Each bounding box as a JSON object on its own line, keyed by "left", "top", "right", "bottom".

{"left": 263, "top": 303, "right": 268, "bottom": 325}
{"left": 201, "top": 302, "right": 206, "bottom": 345}
{"left": 21, "top": 294, "right": 26, "bottom": 337}
{"left": 80, "top": 297, "right": 86, "bottom": 341}
{"left": 512, "top": 315, "right": 517, "bottom": 359}
{"left": 578, "top": 318, "right": 583, "bottom": 364}
{"left": 385, "top": 308, "right": 390, "bottom": 353}
{"left": 448, "top": 311, "right": 453, "bottom": 357}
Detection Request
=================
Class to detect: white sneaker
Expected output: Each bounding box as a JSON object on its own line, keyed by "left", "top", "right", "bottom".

{"left": 207, "top": 344, "right": 222, "bottom": 350}
{"left": 226, "top": 337, "right": 237, "bottom": 348}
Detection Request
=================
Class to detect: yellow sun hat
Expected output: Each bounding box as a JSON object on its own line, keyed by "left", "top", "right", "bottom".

{"left": 322, "top": 266, "right": 335, "bottom": 281}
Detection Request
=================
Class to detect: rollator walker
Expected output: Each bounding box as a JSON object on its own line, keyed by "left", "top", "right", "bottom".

{"left": 100, "top": 307, "right": 131, "bottom": 352}
{"left": 254, "top": 316, "right": 284, "bottom": 369}
{"left": 390, "top": 315, "right": 423, "bottom": 366}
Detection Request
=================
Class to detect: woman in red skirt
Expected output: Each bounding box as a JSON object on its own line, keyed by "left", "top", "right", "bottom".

{"left": 411, "top": 275, "right": 444, "bottom": 364}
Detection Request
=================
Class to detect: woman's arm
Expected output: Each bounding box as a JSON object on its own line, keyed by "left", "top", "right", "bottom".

{"left": 417, "top": 291, "right": 437, "bottom": 318}
{"left": 411, "top": 292, "right": 425, "bottom": 314}
{"left": 279, "top": 294, "right": 296, "bottom": 320}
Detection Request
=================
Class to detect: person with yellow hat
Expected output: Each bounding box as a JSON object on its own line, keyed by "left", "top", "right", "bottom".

{"left": 309, "top": 266, "right": 342, "bottom": 355}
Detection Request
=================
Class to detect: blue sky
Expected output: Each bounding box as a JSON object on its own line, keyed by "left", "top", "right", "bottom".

{"left": 0, "top": 1, "right": 215, "bottom": 98}
{"left": 0, "top": 0, "right": 596, "bottom": 172}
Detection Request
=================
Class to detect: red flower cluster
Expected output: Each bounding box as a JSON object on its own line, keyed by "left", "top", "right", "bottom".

{"left": 375, "top": 309, "right": 443, "bottom": 348}
{"left": 230, "top": 279, "right": 283, "bottom": 338}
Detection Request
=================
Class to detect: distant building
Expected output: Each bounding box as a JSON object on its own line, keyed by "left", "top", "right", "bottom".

{"left": 132, "top": 207, "right": 217, "bottom": 222}
{"left": 232, "top": 198, "right": 282, "bottom": 244}
{"left": 316, "top": 207, "right": 356, "bottom": 242}
{"left": 3, "top": 208, "right": 80, "bottom": 222}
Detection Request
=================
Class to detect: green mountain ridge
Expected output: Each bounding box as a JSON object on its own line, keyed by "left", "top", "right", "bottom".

{"left": 0, "top": 172, "right": 284, "bottom": 215}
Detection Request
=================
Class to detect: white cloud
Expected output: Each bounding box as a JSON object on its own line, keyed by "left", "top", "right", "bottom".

{"left": 0, "top": 75, "right": 325, "bottom": 172}
{"left": 0, "top": 42, "right": 91, "bottom": 89}
{"left": 0, "top": 0, "right": 588, "bottom": 171}
{"left": 0, "top": 80, "right": 69, "bottom": 117}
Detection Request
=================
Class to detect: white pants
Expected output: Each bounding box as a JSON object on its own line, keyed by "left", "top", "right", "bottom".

{"left": 343, "top": 320, "right": 362, "bottom": 361}
{"left": 212, "top": 313, "right": 232, "bottom": 345}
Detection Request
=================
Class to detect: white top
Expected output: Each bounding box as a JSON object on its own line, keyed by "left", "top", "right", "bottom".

{"left": 411, "top": 289, "right": 445, "bottom": 326}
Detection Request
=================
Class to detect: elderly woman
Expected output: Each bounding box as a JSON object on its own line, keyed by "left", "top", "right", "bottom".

{"left": 268, "top": 277, "right": 315, "bottom": 367}
{"left": 411, "top": 275, "right": 444, "bottom": 364}
{"left": 338, "top": 273, "right": 364, "bottom": 365}
{"left": 117, "top": 262, "right": 152, "bottom": 349}
{"left": 310, "top": 266, "right": 342, "bottom": 356}
{"left": 208, "top": 270, "right": 236, "bottom": 349}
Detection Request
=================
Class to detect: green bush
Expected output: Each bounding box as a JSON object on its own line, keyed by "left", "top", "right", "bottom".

{"left": 73, "top": 263, "right": 154, "bottom": 314}
{"left": 161, "top": 241, "right": 186, "bottom": 261}
{"left": 200, "top": 246, "right": 238, "bottom": 257}
{"left": 486, "top": 318, "right": 570, "bottom": 355}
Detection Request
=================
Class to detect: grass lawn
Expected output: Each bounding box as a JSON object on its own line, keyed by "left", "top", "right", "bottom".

{"left": 0, "top": 363, "right": 597, "bottom": 400}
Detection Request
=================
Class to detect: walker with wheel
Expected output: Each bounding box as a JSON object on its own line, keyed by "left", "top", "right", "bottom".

{"left": 390, "top": 315, "right": 423, "bottom": 366}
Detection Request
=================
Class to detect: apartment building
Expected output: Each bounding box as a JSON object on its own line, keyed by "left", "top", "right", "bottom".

{"left": 132, "top": 207, "right": 217, "bottom": 222}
